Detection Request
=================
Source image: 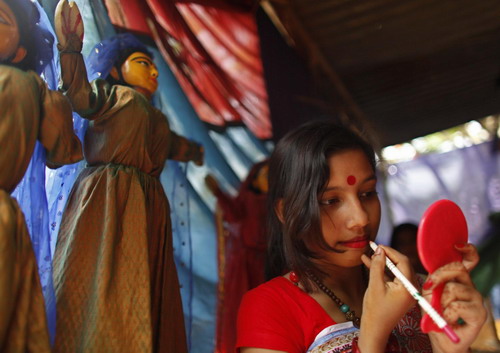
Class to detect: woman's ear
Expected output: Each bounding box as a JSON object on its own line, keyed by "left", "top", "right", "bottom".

{"left": 110, "top": 66, "right": 119, "bottom": 80}
{"left": 275, "top": 199, "right": 285, "bottom": 224}
{"left": 10, "top": 46, "right": 27, "bottom": 64}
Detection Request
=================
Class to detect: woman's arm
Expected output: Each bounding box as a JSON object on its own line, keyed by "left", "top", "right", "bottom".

{"left": 236, "top": 283, "right": 303, "bottom": 353}
{"left": 359, "top": 246, "right": 417, "bottom": 352}
{"left": 424, "top": 244, "right": 486, "bottom": 353}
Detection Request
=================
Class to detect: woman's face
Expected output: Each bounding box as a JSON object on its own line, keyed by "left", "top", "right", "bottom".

{"left": 313, "top": 148, "right": 381, "bottom": 268}
{"left": 121, "top": 51, "right": 159, "bottom": 98}
{"left": 0, "top": 0, "right": 20, "bottom": 62}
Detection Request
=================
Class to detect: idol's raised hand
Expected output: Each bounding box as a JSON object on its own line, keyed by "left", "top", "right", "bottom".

{"left": 55, "top": 0, "right": 83, "bottom": 52}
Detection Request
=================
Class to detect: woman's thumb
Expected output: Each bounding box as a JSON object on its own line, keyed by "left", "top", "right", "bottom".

{"left": 368, "top": 246, "right": 386, "bottom": 290}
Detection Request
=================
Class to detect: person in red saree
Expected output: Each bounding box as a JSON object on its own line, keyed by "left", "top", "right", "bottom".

{"left": 206, "top": 160, "right": 269, "bottom": 353}
{"left": 237, "top": 121, "right": 486, "bottom": 353}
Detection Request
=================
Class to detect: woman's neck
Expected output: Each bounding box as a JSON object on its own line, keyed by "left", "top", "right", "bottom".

{"left": 320, "top": 264, "right": 367, "bottom": 298}
{"left": 305, "top": 264, "right": 368, "bottom": 322}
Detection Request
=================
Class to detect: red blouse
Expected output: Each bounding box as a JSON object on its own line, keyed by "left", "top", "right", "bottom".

{"left": 237, "top": 276, "right": 335, "bottom": 352}
{"left": 237, "top": 276, "right": 433, "bottom": 353}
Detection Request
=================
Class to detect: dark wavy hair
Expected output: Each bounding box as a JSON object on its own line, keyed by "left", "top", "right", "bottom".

{"left": 86, "top": 33, "right": 153, "bottom": 86}
{"left": 265, "top": 120, "right": 376, "bottom": 291}
{"left": 4, "top": 0, "right": 54, "bottom": 73}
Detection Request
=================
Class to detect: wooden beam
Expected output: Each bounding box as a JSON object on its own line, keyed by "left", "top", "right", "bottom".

{"left": 261, "top": 0, "right": 381, "bottom": 149}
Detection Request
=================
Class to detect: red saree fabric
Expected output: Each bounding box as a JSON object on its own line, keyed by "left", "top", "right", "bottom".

{"left": 213, "top": 161, "right": 268, "bottom": 353}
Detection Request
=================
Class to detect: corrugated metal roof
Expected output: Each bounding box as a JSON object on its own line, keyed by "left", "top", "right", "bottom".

{"left": 265, "top": 0, "right": 500, "bottom": 146}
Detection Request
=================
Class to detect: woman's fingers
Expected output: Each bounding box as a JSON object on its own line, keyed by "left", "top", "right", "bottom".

{"left": 422, "top": 261, "right": 473, "bottom": 294}
{"left": 441, "top": 297, "right": 485, "bottom": 326}
{"left": 439, "top": 281, "right": 484, "bottom": 327}
{"left": 362, "top": 252, "right": 392, "bottom": 283}
{"left": 440, "top": 282, "right": 475, "bottom": 309}
{"left": 367, "top": 247, "right": 387, "bottom": 292}
{"left": 422, "top": 258, "right": 486, "bottom": 331}
{"left": 361, "top": 254, "right": 371, "bottom": 269}
{"left": 441, "top": 284, "right": 486, "bottom": 332}
{"left": 377, "top": 245, "right": 414, "bottom": 281}
{"left": 422, "top": 248, "right": 486, "bottom": 353}
{"left": 361, "top": 245, "right": 417, "bottom": 345}
{"left": 454, "top": 243, "right": 479, "bottom": 271}
{"left": 440, "top": 281, "right": 477, "bottom": 308}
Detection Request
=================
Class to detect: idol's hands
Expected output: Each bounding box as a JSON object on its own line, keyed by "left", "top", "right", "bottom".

{"left": 358, "top": 246, "right": 416, "bottom": 352}
{"left": 423, "top": 245, "right": 486, "bottom": 353}
{"left": 55, "top": 0, "right": 84, "bottom": 52}
{"left": 205, "top": 174, "right": 220, "bottom": 195}
{"left": 193, "top": 146, "right": 204, "bottom": 166}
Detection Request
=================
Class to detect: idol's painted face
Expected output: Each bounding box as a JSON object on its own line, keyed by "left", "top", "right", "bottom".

{"left": 0, "top": 0, "right": 20, "bottom": 62}
{"left": 120, "top": 51, "right": 159, "bottom": 98}
{"left": 314, "top": 148, "right": 381, "bottom": 268}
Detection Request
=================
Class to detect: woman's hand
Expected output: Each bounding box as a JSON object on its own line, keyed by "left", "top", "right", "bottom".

{"left": 424, "top": 244, "right": 486, "bottom": 353}
{"left": 55, "top": 0, "right": 84, "bottom": 52}
{"left": 358, "top": 246, "right": 416, "bottom": 352}
{"left": 454, "top": 243, "right": 479, "bottom": 272}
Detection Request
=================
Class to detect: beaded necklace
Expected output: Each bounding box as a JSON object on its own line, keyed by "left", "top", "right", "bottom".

{"left": 289, "top": 271, "right": 361, "bottom": 328}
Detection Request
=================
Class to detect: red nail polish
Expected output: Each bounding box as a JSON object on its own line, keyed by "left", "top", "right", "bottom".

{"left": 423, "top": 279, "right": 433, "bottom": 290}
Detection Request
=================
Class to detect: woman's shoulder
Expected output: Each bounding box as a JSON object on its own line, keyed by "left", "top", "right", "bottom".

{"left": 237, "top": 277, "right": 306, "bottom": 352}
{"left": 243, "top": 277, "right": 296, "bottom": 302}
{"left": 240, "top": 276, "right": 332, "bottom": 327}
{"left": 240, "top": 277, "right": 299, "bottom": 316}
{"left": 238, "top": 277, "right": 336, "bottom": 352}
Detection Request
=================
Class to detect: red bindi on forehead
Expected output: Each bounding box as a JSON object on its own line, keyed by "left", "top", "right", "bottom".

{"left": 347, "top": 175, "right": 356, "bottom": 186}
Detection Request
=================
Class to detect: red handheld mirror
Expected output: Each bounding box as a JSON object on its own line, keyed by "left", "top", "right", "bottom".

{"left": 417, "top": 199, "right": 468, "bottom": 333}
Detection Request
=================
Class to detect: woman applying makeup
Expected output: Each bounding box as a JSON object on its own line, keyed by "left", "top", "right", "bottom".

{"left": 237, "top": 121, "right": 486, "bottom": 353}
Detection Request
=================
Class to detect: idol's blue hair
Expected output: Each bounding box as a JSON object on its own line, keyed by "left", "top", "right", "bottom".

{"left": 86, "top": 33, "right": 153, "bottom": 81}
{"left": 4, "top": 0, "right": 54, "bottom": 74}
